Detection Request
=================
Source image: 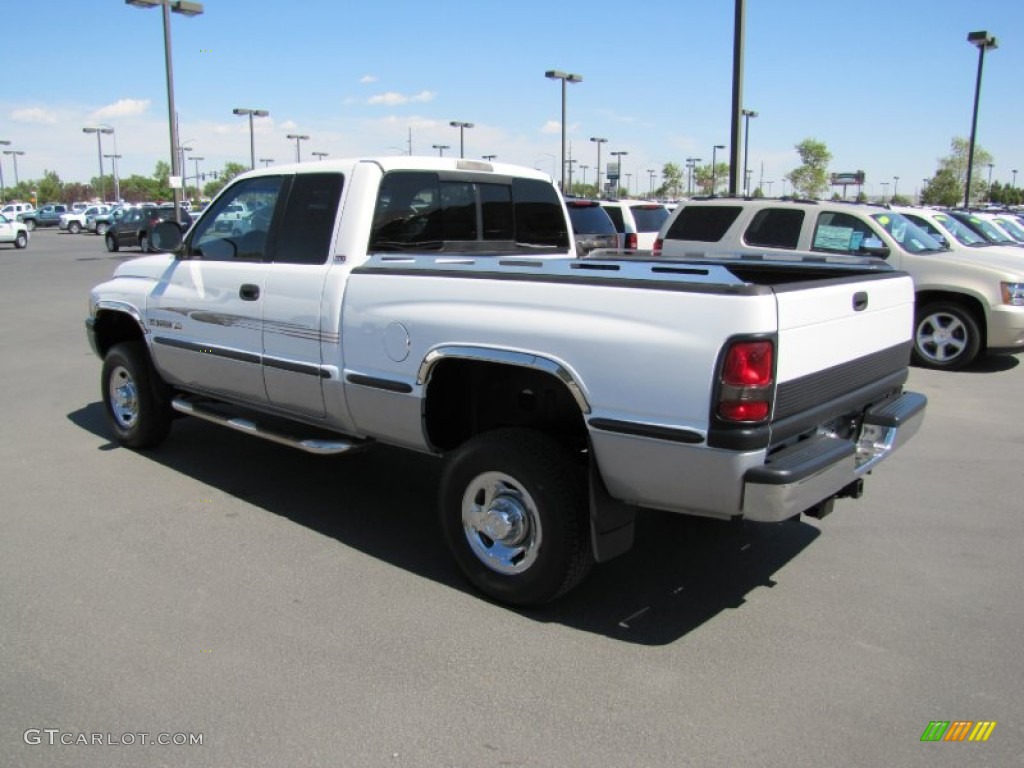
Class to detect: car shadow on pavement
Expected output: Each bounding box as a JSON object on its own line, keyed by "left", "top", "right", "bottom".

{"left": 959, "top": 353, "right": 1020, "bottom": 373}
{"left": 69, "top": 401, "right": 820, "bottom": 646}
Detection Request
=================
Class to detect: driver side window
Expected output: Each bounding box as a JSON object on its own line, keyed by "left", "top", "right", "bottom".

{"left": 189, "top": 176, "right": 283, "bottom": 261}
{"left": 811, "top": 212, "right": 883, "bottom": 256}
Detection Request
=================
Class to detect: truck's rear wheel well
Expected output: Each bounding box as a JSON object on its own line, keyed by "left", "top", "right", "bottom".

{"left": 93, "top": 310, "right": 147, "bottom": 359}
{"left": 424, "top": 359, "right": 588, "bottom": 454}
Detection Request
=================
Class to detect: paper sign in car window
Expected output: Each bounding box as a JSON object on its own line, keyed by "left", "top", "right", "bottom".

{"left": 814, "top": 224, "right": 855, "bottom": 251}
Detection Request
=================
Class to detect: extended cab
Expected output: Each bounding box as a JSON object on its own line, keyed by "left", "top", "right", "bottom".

{"left": 87, "top": 158, "right": 926, "bottom": 605}
{"left": 655, "top": 198, "right": 1024, "bottom": 370}
{"left": 19, "top": 204, "right": 68, "bottom": 230}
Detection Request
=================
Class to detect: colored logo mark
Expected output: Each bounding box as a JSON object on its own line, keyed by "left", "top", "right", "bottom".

{"left": 921, "top": 721, "right": 997, "bottom": 742}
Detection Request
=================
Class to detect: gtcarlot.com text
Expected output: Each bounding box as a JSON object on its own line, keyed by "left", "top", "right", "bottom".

{"left": 23, "top": 729, "right": 203, "bottom": 747}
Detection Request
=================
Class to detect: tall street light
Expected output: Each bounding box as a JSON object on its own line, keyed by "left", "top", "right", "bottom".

{"left": 312, "top": 151, "right": 328, "bottom": 161}
{"left": 190, "top": 156, "right": 203, "bottom": 197}
{"left": 83, "top": 126, "right": 114, "bottom": 202}
{"left": 104, "top": 153, "right": 122, "bottom": 202}
{"left": 881, "top": 181, "right": 890, "bottom": 203}
{"left": 1013, "top": 169, "right": 1018, "bottom": 189}
{"left": 590, "top": 137, "right": 607, "bottom": 197}
{"left": 482, "top": 154, "right": 497, "bottom": 162}
{"left": 545, "top": 70, "right": 582, "bottom": 192}
{"left": 233, "top": 107, "right": 269, "bottom": 170}
{"left": 964, "top": 30, "right": 998, "bottom": 208}
{"left": 610, "top": 150, "right": 628, "bottom": 196}
{"left": 893, "top": 176, "right": 900, "bottom": 201}
{"left": 449, "top": 121, "right": 474, "bottom": 159}
{"left": 0, "top": 139, "right": 10, "bottom": 202}
{"left": 126, "top": 0, "right": 203, "bottom": 223}
{"left": 741, "top": 108, "right": 758, "bottom": 196}
{"left": 260, "top": 158, "right": 274, "bottom": 168}
{"left": 3, "top": 150, "right": 25, "bottom": 188}
{"left": 286, "top": 133, "right": 309, "bottom": 162}
{"left": 647, "top": 169, "right": 655, "bottom": 197}
{"left": 711, "top": 144, "right": 725, "bottom": 196}
{"left": 432, "top": 144, "right": 449, "bottom": 157}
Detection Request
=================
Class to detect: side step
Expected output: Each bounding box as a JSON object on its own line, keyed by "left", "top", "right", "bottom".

{"left": 171, "top": 396, "right": 368, "bottom": 455}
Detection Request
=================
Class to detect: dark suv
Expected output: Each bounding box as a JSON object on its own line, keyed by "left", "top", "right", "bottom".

{"left": 565, "top": 199, "right": 618, "bottom": 256}
{"left": 105, "top": 206, "right": 193, "bottom": 252}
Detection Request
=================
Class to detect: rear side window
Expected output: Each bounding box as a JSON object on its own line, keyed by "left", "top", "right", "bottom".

{"left": 370, "top": 172, "right": 567, "bottom": 252}
{"left": 663, "top": 206, "right": 742, "bottom": 243}
{"left": 744, "top": 208, "right": 804, "bottom": 249}
{"left": 602, "top": 206, "right": 625, "bottom": 233}
{"left": 629, "top": 204, "right": 669, "bottom": 233}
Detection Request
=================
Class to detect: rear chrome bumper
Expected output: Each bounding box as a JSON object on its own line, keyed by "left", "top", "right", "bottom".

{"left": 741, "top": 391, "right": 926, "bottom": 522}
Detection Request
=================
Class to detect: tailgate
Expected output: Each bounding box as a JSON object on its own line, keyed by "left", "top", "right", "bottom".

{"left": 773, "top": 273, "right": 914, "bottom": 385}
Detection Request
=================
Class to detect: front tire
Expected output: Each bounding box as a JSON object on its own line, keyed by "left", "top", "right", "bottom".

{"left": 14, "top": 232, "right": 27, "bottom": 249}
{"left": 69, "top": 221, "right": 81, "bottom": 234}
{"left": 912, "top": 301, "right": 982, "bottom": 371}
{"left": 105, "top": 233, "right": 119, "bottom": 252}
{"left": 96, "top": 222, "right": 109, "bottom": 235}
{"left": 439, "top": 428, "right": 593, "bottom": 606}
{"left": 101, "top": 342, "right": 172, "bottom": 449}
{"left": 139, "top": 234, "right": 149, "bottom": 253}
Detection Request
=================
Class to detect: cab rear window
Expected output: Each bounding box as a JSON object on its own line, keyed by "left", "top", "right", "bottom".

{"left": 663, "top": 205, "right": 742, "bottom": 242}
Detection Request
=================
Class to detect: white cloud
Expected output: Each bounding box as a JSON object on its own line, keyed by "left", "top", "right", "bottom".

{"left": 11, "top": 107, "right": 58, "bottom": 124}
{"left": 540, "top": 120, "right": 561, "bottom": 135}
{"left": 359, "top": 74, "right": 377, "bottom": 84}
{"left": 368, "top": 90, "right": 436, "bottom": 106}
{"left": 93, "top": 99, "right": 151, "bottom": 119}
{"left": 409, "top": 91, "right": 435, "bottom": 103}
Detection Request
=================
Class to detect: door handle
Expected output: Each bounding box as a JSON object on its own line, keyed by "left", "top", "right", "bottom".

{"left": 853, "top": 291, "right": 868, "bottom": 311}
{"left": 239, "top": 284, "right": 260, "bottom": 301}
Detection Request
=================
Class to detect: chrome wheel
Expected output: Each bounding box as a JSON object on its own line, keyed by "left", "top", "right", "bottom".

{"left": 108, "top": 364, "right": 140, "bottom": 429}
{"left": 462, "top": 471, "right": 542, "bottom": 575}
{"left": 913, "top": 302, "right": 981, "bottom": 370}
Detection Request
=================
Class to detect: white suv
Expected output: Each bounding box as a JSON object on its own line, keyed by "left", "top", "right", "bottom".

{"left": 599, "top": 200, "right": 671, "bottom": 251}
{"left": 654, "top": 198, "right": 1024, "bottom": 370}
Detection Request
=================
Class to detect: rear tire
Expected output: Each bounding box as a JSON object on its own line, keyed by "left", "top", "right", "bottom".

{"left": 105, "top": 233, "right": 119, "bottom": 252}
{"left": 101, "top": 342, "right": 172, "bottom": 449}
{"left": 25, "top": 219, "right": 36, "bottom": 231}
{"left": 96, "top": 222, "right": 109, "bottom": 235}
{"left": 139, "top": 234, "right": 149, "bottom": 253}
{"left": 912, "top": 301, "right": 982, "bottom": 371}
{"left": 439, "top": 428, "right": 593, "bottom": 606}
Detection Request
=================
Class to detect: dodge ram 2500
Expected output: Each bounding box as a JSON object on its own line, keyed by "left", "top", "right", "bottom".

{"left": 87, "top": 156, "right": 926, "bottom": 605}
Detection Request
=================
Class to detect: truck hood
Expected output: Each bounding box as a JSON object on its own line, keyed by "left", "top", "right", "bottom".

{"left": 930, "top": 245, "right": 1024, "bottom": 278}
{"left": 112, "top": 254, "right": 177, "bottom": 281}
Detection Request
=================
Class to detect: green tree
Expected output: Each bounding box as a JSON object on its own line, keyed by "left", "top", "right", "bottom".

{"left": 785, "top": 138, "right": 832, "bottom": 199}
{"left": 36, "top": 170, "right": 63, "bottom": 203}
{"left": 202, "top": 162, "right": 248, "bottom": 199}
{"left": 660, "top": 162, "right": 683, "bottom": 199}
{"left": 695, "top": 162, "right": 729, "bottom": 196}
{"left": 921, "top": 168, "right": 962, "bottom": 207}
{"left": 935, "top": 137, "right": 992, "bottom": 205}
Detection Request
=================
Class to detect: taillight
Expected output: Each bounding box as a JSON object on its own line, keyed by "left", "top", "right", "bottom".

{"left": 653, "top": 237, "right": 663, "bottom": 256}
{"left": 625, "top": 233, "right": 638, "bottom": 250}
{"left": 717, "top": 340, "right": 774, "bottom": 422}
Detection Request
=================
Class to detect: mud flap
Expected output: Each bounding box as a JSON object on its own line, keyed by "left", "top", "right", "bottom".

{"left": 589, "top": 459, "right": 637, "bottom": 563}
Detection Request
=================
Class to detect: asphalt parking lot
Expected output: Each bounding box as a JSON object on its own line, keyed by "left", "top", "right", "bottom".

{"left": 3, "top": 228, "right": 1022, "bottom": 767}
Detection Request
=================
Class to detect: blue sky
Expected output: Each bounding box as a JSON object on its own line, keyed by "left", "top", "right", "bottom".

{"left": 2, "top": 0, "right": 1021, "bottom": 200}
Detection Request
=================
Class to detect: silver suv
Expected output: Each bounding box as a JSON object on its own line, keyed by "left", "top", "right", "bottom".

{"left": 654, "top": 198, "right": 1024, "bottom": 370}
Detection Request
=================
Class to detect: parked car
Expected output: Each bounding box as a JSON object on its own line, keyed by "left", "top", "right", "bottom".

{"left": 60, "top": 205, "right": 111, "bottom": 234}
{"left": 565, "top": 199, "right": 618, "bottom": 256}
{"left": 1, "top": 202, "right": 34, "bottom": 220}
{"left": 105, "top": 206, "right": 193, "bottom": 252}
{"left": 947, "top": 210, "right": 1023, "bottom": 248}
{"left": 18, "top": 204, "right": 68, "bottom": 230}
{"left": 654, "top": 197, "right": 1024, "bottom": 370}
{"left": 86, "top": 206, "right": 127, "bottom": 235}
{"left": 0, "top": 214, "right": 30, "bottom": 249}
{"left": 599, "top": 200, "right": 671, "bottom": 251}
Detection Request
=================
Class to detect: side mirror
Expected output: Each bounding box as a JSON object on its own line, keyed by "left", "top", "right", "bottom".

{"left": 151, "top": 220, "right": 185, "bottom": 255}
{"left": 860, "top": 244, "right": 890, "bottom": 259}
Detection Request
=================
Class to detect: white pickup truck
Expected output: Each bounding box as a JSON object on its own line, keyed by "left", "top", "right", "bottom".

{"left": 86, "top": 157, "right": 926, "bottom": 605}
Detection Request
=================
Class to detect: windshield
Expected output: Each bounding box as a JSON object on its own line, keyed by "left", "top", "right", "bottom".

{"left": 870, "top": 213, "right": 945, "bottom": 254}
{"left": 993, "top": 217, "right": 1024, "bottom": 243}
{"left": 932, "top": 213, "right": 988, "bottom": 246}
{"left": 955, "top": 213, "right": 1015, "bottom": 244}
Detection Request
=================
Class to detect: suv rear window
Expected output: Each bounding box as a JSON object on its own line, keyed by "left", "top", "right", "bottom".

{"left": 629, "top": 204, "right": 670, "bottom": 233}
{"left": 566, "top": 202, "right": 615, "bottom": 235}
{"left": 743, "top": 208, "right": 804, "bottom": 249}
{"left": 663, "top": 205, "right": 742, "bottom": 243}
{"left": 370, "top": 171, "right": 568, "bottom": 252}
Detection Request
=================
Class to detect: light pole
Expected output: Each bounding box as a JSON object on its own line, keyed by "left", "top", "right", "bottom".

{"left": 648, "top": 169, "right": 655, "bottom": 197}
{"left": 449, "top": 120, "right": 473, "bottom": 159}
{"left": 686, "top": 157, "right": 701, "bottom": 195}
{"left": 964, "top": 30, "right": 998, "bottom": 208}
{"left": 286, "top": 133, "right": 309, "bottom": 163}
{"left": 881, "top": 181, "right": 890, "bottom": 203}
{"left": 232, "top": 107, "right": 269, "bottom": 170}
{"left": 0, "top": 139, "right": 10, "bottom": 202}
{"left": 741, "top": 108, "right": 758, "bottom": 196}
{"left": 312, "top": 151, "right": 328, "bottom": 162}
{"left": 190, "top": 156, "right": 203, "bottom": 198}
{"left": 104, "top": 153, "right": 122, "bottom": 202}
{"left": 1013, "top": 169, "right": 1018, "bottom": 189}
{"left": 482, "top": 154, "right": 497, "bottom": 162}
{"left": 432, "top": 144, "right": 450, "bottom": 157}
{"left": 766, "top": 180, "right": 774, "bottom": 196}
{"left": 178, "top": 140, "right": 194, "bottom": 186}
{"left": 260, "top": 158, "right": 274, "bottom": 168}
{"left": 545, "top": 70, "right": 582, "bottom": 192}
{"left": 125, "top": 0, "right": 204, "bottom": 224}
{"left": 986, "top": 163, "right": 994, "bottom": 200}
{"left": 3, "top": 150, "right": 25, "bottom": 188}
{"left": 893, "top": 176, "right": 899, "bottom": 202}
{"left": 711, "top": 144, "right": 725, "bottom": 196}
{"left": 579, "top": 165, "right": 588, "bottom": 189}
{"left": 83, "top": 126, "right": 114, "bottom": 202}
{"left": 610, "top": 151, "right": 628, "bottom": 196}
{"left": 590, "top": 137, "right": 607, "bottom": 197}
